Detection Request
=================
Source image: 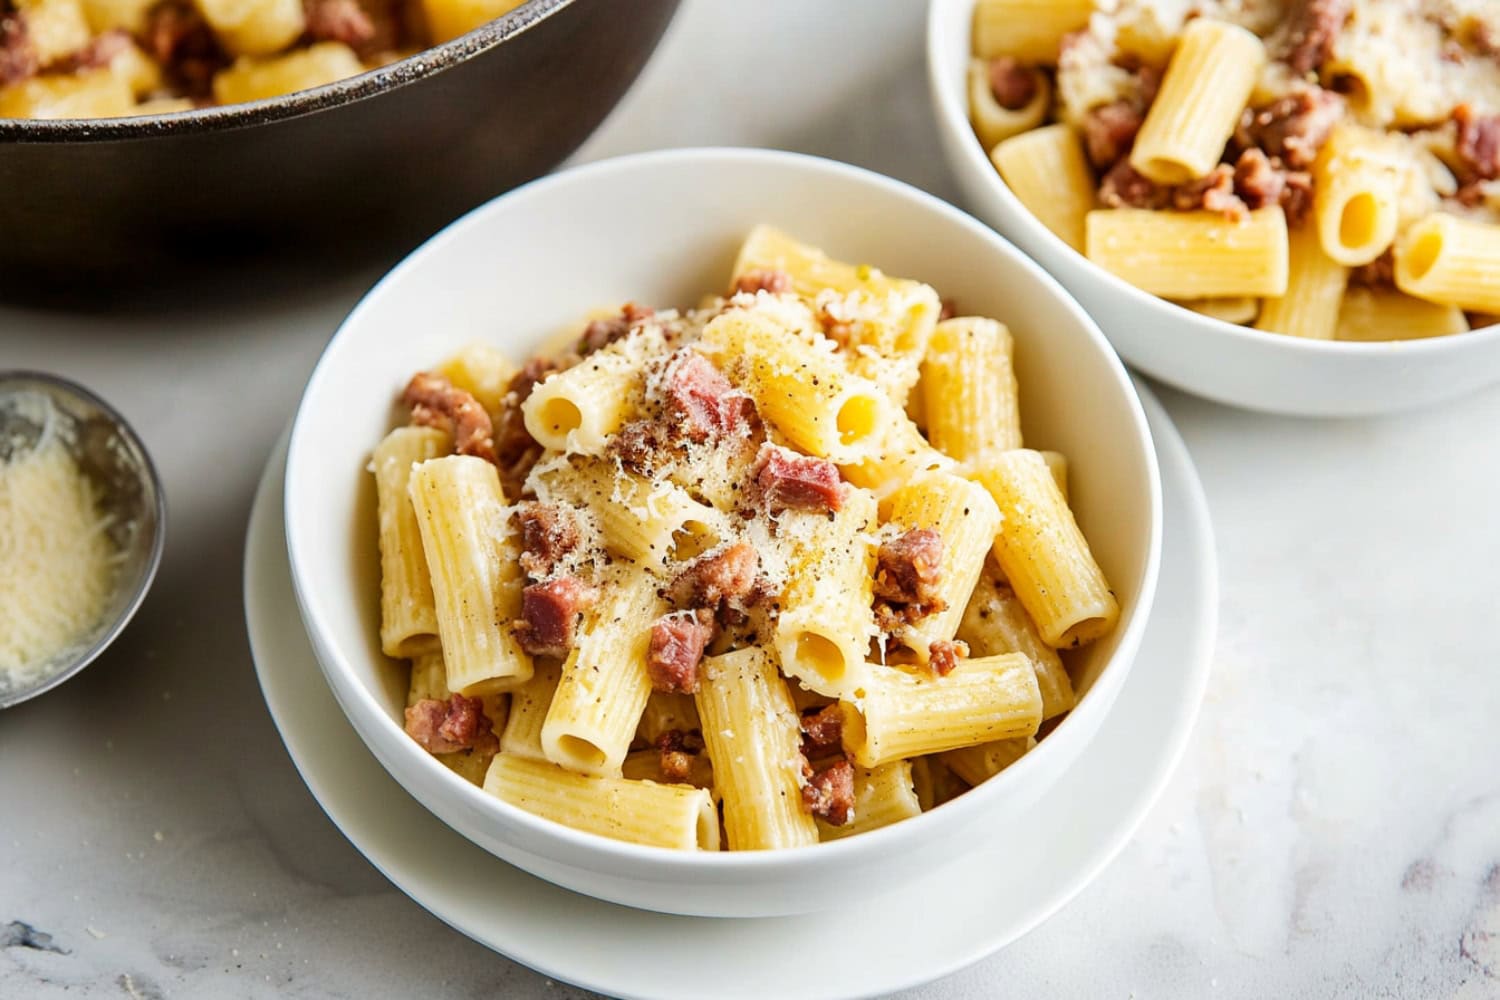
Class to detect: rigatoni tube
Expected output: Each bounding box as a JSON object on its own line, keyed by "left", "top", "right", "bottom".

{"left": 696, "top": 648, "right": 819, "bottom": 850}
{"left": 1336, "top": 286, "right": 1468, "bottom": 342}
{"left": 940, "top": 736, "right": 1035, "bottom": 787}
{"left": 992, "top": 124, "right": 1094, "bottom": 252}
{"left": 921, "top": 316, "right": 1022, "bottom": 460}
{"left": 1086, "top": 206, "right": 1289, "bottom": 299}
{"left": 878, "top": 471, "right": 1002, "bottom": 662}
{"left": 774, "top": 489, "right": 879, "bottom": 699}
{"left": 407, "top": 455, "right": 533, "bottom": 694}
{"left": 1394, "top": 213, "right": 1500, "bottom": 315}
{"left": 1129, "top": 19, "right": 1265, "bottom": 185}
{"left": 483, "top": 754, "right": 718, "bottom": 851}
{"left": 840, "top": 656, "right": 1042, "bottom": 768}
{"left": 540, "top": 567, "right": 664, "bottom": 776}
{"left": 971, "top": 449, "right": 1118, "bottom": 649}
{"left": 372, "top": 426, "right": 447, "bottom": 658}
{"left": 816, "top": 762, "right": 921, "bottom": 841}
{"left": 958, "top": 569, "right": 1075, "bottom": 720}
{"left": 1312, "top": 124, "right": 1404, "bottom": 267}
{"left": 1255, "top": 223, "right": 1348, "bottom": 340}
{"left": 700, "top": 309, "right": 887, "bottom": 462}
{"left": 971, "top": 0, "right": 1092, "bottom": 63}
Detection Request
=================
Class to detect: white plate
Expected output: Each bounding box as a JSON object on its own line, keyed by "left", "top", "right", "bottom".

{"left": 244, "top": 382, "right": 1216, "bottom": 1000}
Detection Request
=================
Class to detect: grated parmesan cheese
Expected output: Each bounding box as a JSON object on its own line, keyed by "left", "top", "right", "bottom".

{"left": 0, "top": 399, "right": 121, "bottom": 692}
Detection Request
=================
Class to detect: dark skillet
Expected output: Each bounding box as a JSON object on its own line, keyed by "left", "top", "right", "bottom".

{"left": 0, "top": 0, "right": 680, "bottom": 303}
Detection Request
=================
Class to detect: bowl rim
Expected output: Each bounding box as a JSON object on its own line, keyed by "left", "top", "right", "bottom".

{"left": 0, "top": 0, "right": 570, "bottom": 142}
{"left": 0, "top": 369, "right": 167, "bottom": 710}
{"left": 924, "top": 0, "right": 1500, "bottom": 358}
{"left": 285, "top": 145, "right": 1164, "bottom": 875}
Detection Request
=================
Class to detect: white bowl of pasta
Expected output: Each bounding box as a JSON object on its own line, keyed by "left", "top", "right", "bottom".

{"left": 928, "top": 0, "right": 1500, "bottom": 417}
{"left": 284, "top": 147, "right": 1162, "bottom": 917}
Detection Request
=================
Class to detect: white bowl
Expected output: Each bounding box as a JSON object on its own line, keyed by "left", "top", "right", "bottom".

{"left": 284, "top": 147, "right": 1163, "bottom": 917}
{"left": 927, "top": 0, "right": 1500, "bottom": 417}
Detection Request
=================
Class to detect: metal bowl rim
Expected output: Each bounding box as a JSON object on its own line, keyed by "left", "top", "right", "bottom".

{"left": 0, "top": 0, "right": 574, "bottom": 143}
{"left": 0, "top": 369, "right": 168, "bottom": 709}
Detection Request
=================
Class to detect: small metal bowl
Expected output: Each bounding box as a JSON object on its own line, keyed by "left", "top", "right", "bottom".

{"left": 0, "top": 372, "right": 166, "bottom": 709}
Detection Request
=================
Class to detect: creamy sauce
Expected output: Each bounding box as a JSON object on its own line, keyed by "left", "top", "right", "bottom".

{"left": 0, "top": 400, "right": 120, "bottom": 693}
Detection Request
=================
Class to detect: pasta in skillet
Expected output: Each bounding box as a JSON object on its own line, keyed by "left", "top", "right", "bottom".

{"left": 368, "top": 227, "right": 1119, "bottom": 851}
{"left": 0, "top": 0, "right": 526, "bottom": 118}
{"left": 968, "top": 0, "right": 1500, "bottom": 341}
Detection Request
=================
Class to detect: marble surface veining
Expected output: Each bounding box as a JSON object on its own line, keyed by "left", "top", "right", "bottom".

{"left": 4, "top": 2, "right": 1500, "bottom": 997}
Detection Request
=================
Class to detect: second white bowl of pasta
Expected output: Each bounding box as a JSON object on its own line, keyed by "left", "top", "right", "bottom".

{"left": 928, "top": 0, "right": 1500, "bottom": 417}
{"left": 284, "top": 147, "right": 1162, "bottom": 917}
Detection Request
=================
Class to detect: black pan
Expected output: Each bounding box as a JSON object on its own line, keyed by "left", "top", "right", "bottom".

{"left": 0, "top": 0, "right": 679, "bottom": 301}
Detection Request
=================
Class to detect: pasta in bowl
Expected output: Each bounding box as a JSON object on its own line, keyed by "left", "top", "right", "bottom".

{"left": 929, "top": 0, "right": 1500, "bottom": 416}
{"left": 285, "top": 148, "right": 1161, "bottom": 916}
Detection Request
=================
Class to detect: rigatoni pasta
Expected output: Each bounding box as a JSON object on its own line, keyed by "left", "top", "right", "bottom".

{"left": 963, "top": 0, "right": 1500, "bottom": 342}
{"left": 921, "top": 316, "right": 1021, "bottom": 460}
{"left": 1336, "top": 286, "right": 1468, "bottom": 342}
{"left": 972, "top": 449, "right": 1118, "bottom": 649}
{"left": 1254, "top": 223, "right": 1348, "bottom": 340}
{"left": 483, "top": 754, "right": 719, "bottom": 851}
{"left": 696, "top": 648, "right": 818, "bottom": 850}
{"left": 1395, "top": 212, "right": 1500, "bottom": 314}
{"left": 991, "top": 124, "right": 1094, "bottom": 252}
{"left": 970, "top": 0, "right": 1091, "bottom": 64}
{"left": 0, "top": 0, "right": 527, "bottom": 117}
{"left": 840, "top": 656, "right": 1042, "bottom": 768}
{"left": 1128, "top": 19, "right": 1265, "bottom": 186}
{"left": 1085, "top": 207, "right": 1290, "bottom": 299}
{"left": 372, "top": 228, "right": 1124, "bottom": 850}
{"left": 407, "top": 455, "right": 533, "bottom": 694}
{"left": 371, "top": 425, "right": 447, "bottom": 658}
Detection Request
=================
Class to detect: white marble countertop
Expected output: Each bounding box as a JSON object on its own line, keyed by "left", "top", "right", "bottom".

{"left": 4, "top": 2, "right": 1500, "bottom": 998}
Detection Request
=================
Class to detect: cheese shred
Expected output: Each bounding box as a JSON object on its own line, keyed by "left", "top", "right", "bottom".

{"left": 0, "top": 420, "right": 120, "bottom": 690}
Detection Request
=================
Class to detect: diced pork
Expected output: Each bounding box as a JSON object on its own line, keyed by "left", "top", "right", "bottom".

{"left": 404, "top": 695, "right": 499, "bottom": 755}
{"left": 656, "top": 729, "right": 705, "bottom": 782}
{"left": 1232, "top": 147, "right": 1285, "bottom": 210}
{"left": 647, "top": 612, "right": 714, "bottom": 694}
{"left": 608, "top": 418, "right": 673, "bottom": 474}
{"left": 576, "top": 302, "right": 655, "bottom": 355}
{"left": 731, "top": 269, "right": 793, "bottom": 295}
{"left": 928, "top": 639, "right": 969, "bottom": 678}
{"left": 663, "top": 351, "right": 755, "bottom": 442}
{"left": 668, "top": 542, "right": 759, "bottom": 610}
{"left": 1455, "top": 104, "right": 1500, "bottom": 182}
{"left": 1080, "top": 100, "right": 1145, "bottom": 170}
{"left": 873, "top": 529, "right": 944, "bottom": 607}
{"left": 987, "top": 56, "right": 1037, "bottom": 110}
{"left": 514, "top": 576, "right": 595, "bottom": 657}
{"left": 493, "top": 357, "right": 560, "bottom": 498}
{"left": 402, "top": 371, "right": 499, "bottom": 465}
{"left": 1235, "top": 88, "right": 1344, "bottom": 170}
{"left": 1172, "top": 164, "right": 1248, "bottom": 221}
{"left": 144, "top": 0, "right": 224, "bottom": 97}
{"left": 0, "top": 10, "right": 33, "bottom": 86}
{"left": 801, "top": 757, "right": 855, "bottom": 825}
{"left": 800, "top": 704, "right": 844, "bottom": 755}
{"left": 1284, "top": 0, "right": 1352, "bottom": 75}
{"left": 1098, "top": 159, "right": 1169, "bottom": 210}
{"left": 750, "top": 444, "right": 846, "bottom": 514}
{"left": 1350, "top": 248, "right": 1394, "bottom": 288}
{"left": 1279, "top": 169, "right": 1315, "bottom": 227}
{"left": 304, "top": 0, "right": 375, "bottom": 49}
{"left": 515, "top": 501, "right": 580, "bottom": 580}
